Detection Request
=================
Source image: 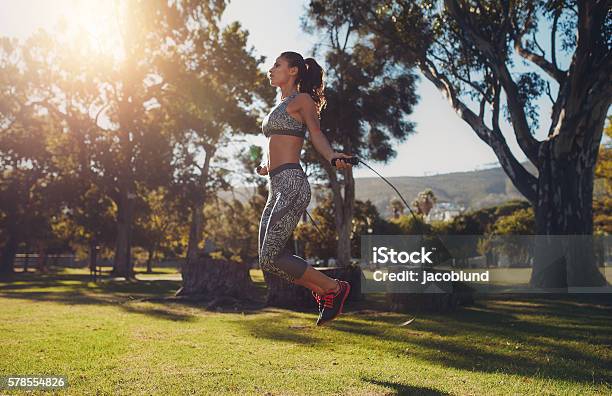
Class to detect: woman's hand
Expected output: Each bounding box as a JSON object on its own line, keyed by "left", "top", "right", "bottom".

{"left": 330, "top": 152, "right": 354, "bottom": 170}
{"left": 256, "top": 165, "right": 269, "bottom": 176}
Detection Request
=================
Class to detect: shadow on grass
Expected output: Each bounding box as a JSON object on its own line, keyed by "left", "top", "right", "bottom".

{"left": 233, "top": 293, "right": 612, "bottom": 386}
{"left": 364, "top": 379, "right": 451, "bottom": 396}
{"left": 223, "top": 303, "right": 322, "bottom": 345}
{"left": 345, "top": 295, "right": 611, "bottom": 386}
{"left": 0, "top": 268, "right": 273, "bottom": 321}
{"left": 2, "top": 269, "right": 611, "bottom": 387}
{"left": 0, "top": 270, "right": 199, "bottom": 322}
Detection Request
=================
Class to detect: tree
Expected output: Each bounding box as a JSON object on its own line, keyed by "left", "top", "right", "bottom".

{"left": 20, "top": 2, "right": 182, "bottom": 280}
{"left": 311, "top": 0, "right": 611, "bottom": 287}
{"left": 103, "top": 1, "right": 184, "bottom": 279}
{"left": 132, "top": 186, "right": 184, "bottom": 273}
{"left": 489, "top": 208, "right": 536, "bottom": 266}
{"left": 0, "top": 36, "right": 59, "bottom": 275}
{"left": 151, "top": 4, "right": 273, "bottom": 265}
{"left": 392, "top": 213, "right": 433, "bottom": 235}
{"left": 295, "top": 195, "right": 402, "bottom": 261}
{"left": 412, "top": 188, "right": 437, "bottom": 217}
{"left": 389, "top": 197, "right": 405, "bottom": 219}
{"left": 154, "top": 2, "right": 273, "bottom": 299}
{"left": 23, "top": 31, "right": 124, "bottom": 278}
{"left": 294, "top": 194, "right": 337, "bottom": 261}
{"left": 441, "top": 199, "right": 532, "bottom": 235}
{"left": 493, "top": 207, "right": 536, "bottom": 235}
{"left": 50, "top": 183, "right": 117, "bottom": 276}
{"left": 203, "top": 197, "right": 261, "bottom": 264}
{"left": 351, "top": 199, "right": 403, "bottom": 254}
{"left": 303, "top": 4, "right": 420, "bottom": 266}
{"left": 593, "top": 116, "right": 612, "bottom": 235}
{"left": 435, "top": 200, "right": 533, "bottom": 263}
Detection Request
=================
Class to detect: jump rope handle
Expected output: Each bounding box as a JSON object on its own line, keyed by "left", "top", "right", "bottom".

{"left": 331, "top": 157, "right": 359, "bottom": 167}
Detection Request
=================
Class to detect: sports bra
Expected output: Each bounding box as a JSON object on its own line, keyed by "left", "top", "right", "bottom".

{"left": 262, "top": 92, "right": 307, "bottom": 138}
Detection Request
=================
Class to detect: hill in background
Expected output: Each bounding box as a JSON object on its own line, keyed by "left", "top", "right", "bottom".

{"left": 221, "top": 162, "right": 540, "bottom": 217}
{"left": 351, "top": 162, "right": 539, "bottom": 217}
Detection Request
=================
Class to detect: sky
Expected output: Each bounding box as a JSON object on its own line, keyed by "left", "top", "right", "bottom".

{"left": 1, "top": 0, "right": 593, "bottom": 182}
{"left": 219, "top": 0, "right": 535, "bottom": 178}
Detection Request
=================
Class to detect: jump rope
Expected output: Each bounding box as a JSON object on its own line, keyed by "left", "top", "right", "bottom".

{"left": 308, "top": 156, "right": 430, "bottom": 238}
{"left": 259, "top": 156, "right": 449, "bottom": 325}
{"left": 256, "top": 156, "right": 448, "bottom": 258}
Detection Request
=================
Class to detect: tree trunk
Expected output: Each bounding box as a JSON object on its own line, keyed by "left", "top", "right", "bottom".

{"left": 531, "top": 139, "right": 608, "bottom": 289}
{"left": 329, "top": 167, "right": 355, "bottom": 267}
{"left": 0, "top": 223, "right": 18, "bottom": 276}
{"left": 23, "top": 243, "right": 29, "bottom": 273}
{"left": 176, "top": 257, "right": 256, "bottom": 301}
{"left": 336, "top": 216, "right": 352, "bottom": 266}
{"left": 186, "top": 146, "right": 213, "bottom": 266}
{"left": 112, "top": 185, "right": 135, "bottom": 279}
{"left": 146, "top": 244, "right": 156, "bottom": 274}
{"left": 112, "top": 55, "right": 137, "bottom": 280}
{"left": 89, "top": 238, "right": 98, "bottom": 281}
{"left": 180, "top": 145, "right": 252, "bottom": 300}
{"left": 186, "top": 200, "right": 204, "bottom": 265}
{"left": 37, "top": 243, "right": 48, "bottom": 274}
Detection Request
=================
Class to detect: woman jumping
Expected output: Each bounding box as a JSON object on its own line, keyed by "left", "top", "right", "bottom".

{"left": 257, "top": 51, "right": 353, "bottom": 326}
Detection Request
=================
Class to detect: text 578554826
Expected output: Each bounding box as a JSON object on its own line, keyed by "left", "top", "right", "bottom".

{"left": 1, "top": 376, "right": 67, "bottom": 389}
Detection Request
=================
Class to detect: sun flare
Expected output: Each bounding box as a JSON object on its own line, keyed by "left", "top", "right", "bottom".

{"left": 54, "top": 0, "right": 122, "bottom": 59}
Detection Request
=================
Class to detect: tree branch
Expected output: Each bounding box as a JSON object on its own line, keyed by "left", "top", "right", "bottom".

{"left": 445, "top": 0, "right": 541, "bottom": 167}
{"left": 533, "top": 31, "right": 546, "bottom": 56}
{"left": 553, "top": 0, "right": 611, "bottom": 155}
{"left": 430, "top": 48, "right": 490, "bottom": 100}
{"left": 514, "top": 35, "right": 566, "bottom": 82}
{"left": 94, "top": 103, "right": 110, "bottom": 128}
{"left": 551, "top": 7, "right": 561, "bottom": 70}
{"left": 342, "top": 22, "right": 352, "bottom": 52}
{"left": 420, "top": 59, "right": 537, "bottom": 203}
{"left": 478, "top": 95, "right": 487, "bottom": 120}
{"left": 491, "top": 82, "right": 501, "bottom": 134}
{"left": 545, "top": 81, "right": 555, "bottom": 105}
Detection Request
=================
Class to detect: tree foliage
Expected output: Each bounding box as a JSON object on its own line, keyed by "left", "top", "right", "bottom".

{"left": 0, "top": 1, "right": 272, "bottom": 280}
{"left": 300, "top": 3, "right": 420, "bottom": 265}
{"left": 593, "top": 116, "right": 612, "bottom": 235}
{"left": 412, "top": 188, "right": 437, "bottom": 216}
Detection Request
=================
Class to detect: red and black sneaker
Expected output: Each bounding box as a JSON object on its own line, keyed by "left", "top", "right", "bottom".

{"left": 312, "top": 290, "right": 323, "bottom": 313}
{"left": 316, "top": 280, "right": 351, "bottom": 326}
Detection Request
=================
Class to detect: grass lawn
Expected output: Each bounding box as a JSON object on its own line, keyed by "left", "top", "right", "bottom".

{"left": 0, "top": 267, "right": 610, "bottom": 395}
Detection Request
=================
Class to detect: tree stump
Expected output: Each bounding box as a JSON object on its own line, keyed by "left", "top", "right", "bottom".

{"left": 385, "top": 269, "right": 474, "bottom": 313}
{"left": 264, "top": 266, "right": 362, "bottom": 309}
{"left": 176, "top": 256, "right": 257, "bottom": 302}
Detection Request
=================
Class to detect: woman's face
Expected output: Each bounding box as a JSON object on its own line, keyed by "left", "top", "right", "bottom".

{"left": 268, "top": 56, "right": 297, "bottom": 87}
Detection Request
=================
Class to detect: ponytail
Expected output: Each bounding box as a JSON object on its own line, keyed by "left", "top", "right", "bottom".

{"left": 302, "top": 58, "right": 326, "bottom": 114}
{"left": 280, "top": 51, "right": 326, "bottom": 114}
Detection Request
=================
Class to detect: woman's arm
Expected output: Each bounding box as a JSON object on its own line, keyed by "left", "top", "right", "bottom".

{"left": 299, "top": 95, "right": 353, "bottom": 170}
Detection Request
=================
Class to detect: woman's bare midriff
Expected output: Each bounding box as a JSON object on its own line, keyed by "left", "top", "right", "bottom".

{"left": 267, "top": 135, "right": 304, "bottom": 172}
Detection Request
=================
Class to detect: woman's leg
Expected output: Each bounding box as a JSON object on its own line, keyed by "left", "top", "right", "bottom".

{"left": 260, "top": 214, "right": 341, "bottom": 295}
{"left": 293, "top": 266, "right": 339, "bottom": 295}
{"left": 258, "top": 167, "right": 341, "bottom": 296}
{"left": 258, "top": 170, "right": 312, "bottom": 283}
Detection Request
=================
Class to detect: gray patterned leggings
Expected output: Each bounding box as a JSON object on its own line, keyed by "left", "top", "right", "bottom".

{"left": 258, "top": 163, "right": 311, "bottom": 282}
